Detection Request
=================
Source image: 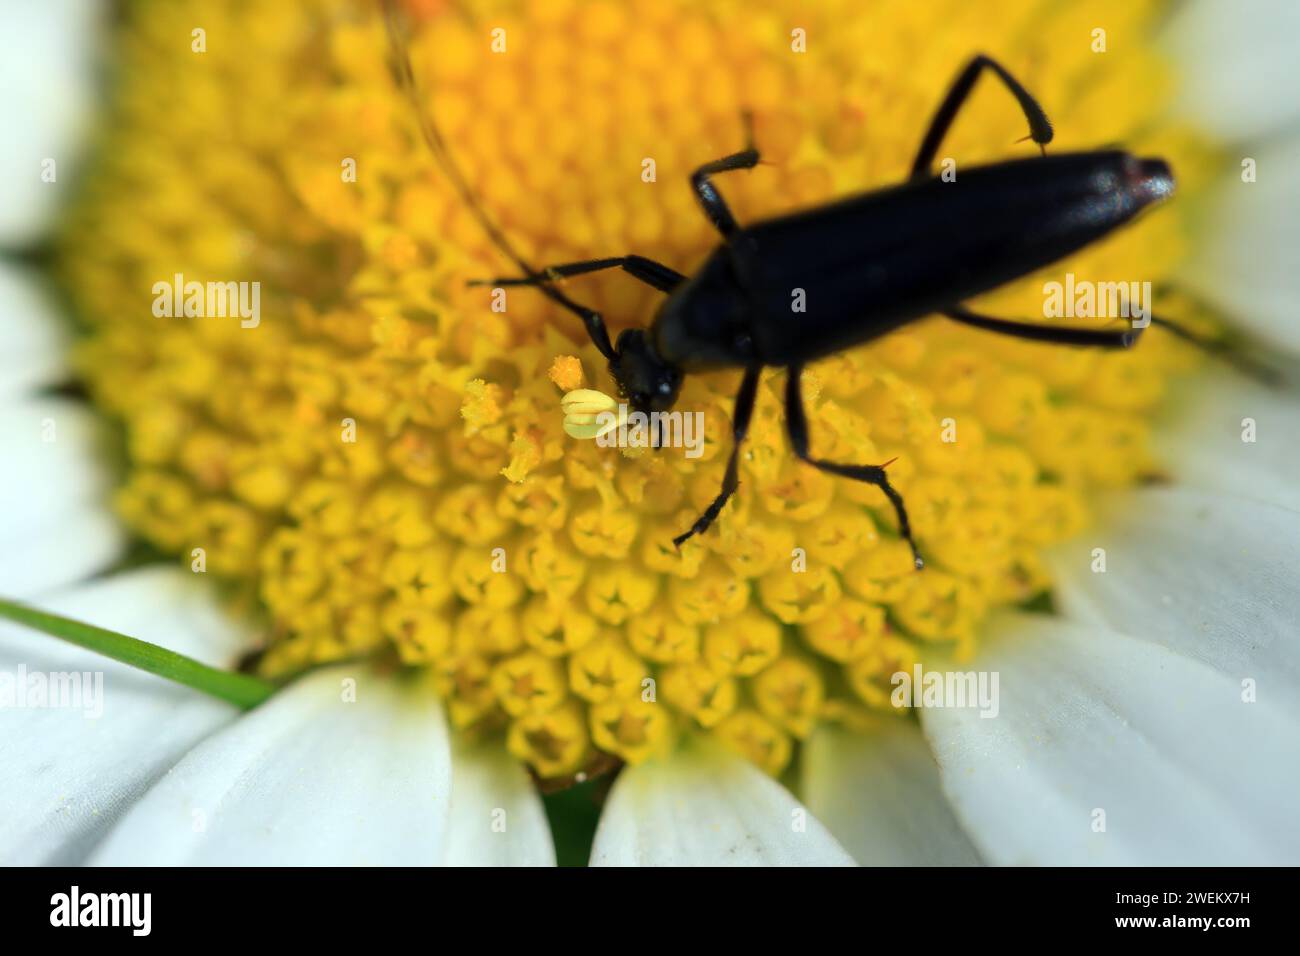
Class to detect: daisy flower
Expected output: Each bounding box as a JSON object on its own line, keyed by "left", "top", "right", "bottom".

{"left": 2, "top": 0, "right": 1298, "bottom": 866}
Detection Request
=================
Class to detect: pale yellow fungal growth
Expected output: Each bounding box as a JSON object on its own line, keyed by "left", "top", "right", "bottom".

{"left": 560, "top": 388, "right": 623, "bottom": 440}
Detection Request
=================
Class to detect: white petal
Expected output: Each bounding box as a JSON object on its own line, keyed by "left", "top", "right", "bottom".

{"left": 0, "top": 398, "right": 108, "bottom": 534}
{"left": 0, "top": 264, "right": 69, "bottom": 397}
{"left": 1177, "top": 131, "right": 1300, "bottom": 356}
{"left": 442, "top": 742, "right": 555, "bottom": 866}
{"left": 1164, "top": 0, "right": 1300, "bottom": 143}
{"left": 25, "top": 566, "right": 254, "bottom": 667}
{"left": 0, "top": 503, "right": 125, "bottom": 600}
{"left": 0, "top": 568, "right": 249, "bottom": 864}
{"left": 0, "top": 397, "right": 124, "bottom": 596}
{"left": 0, "top": 0, "right": 102, "bottom": 246}
{"left": 590, "top": 741, "right": 854, "bottom": 866}
{"left": 88, "top": 665, "right": 454, "bottom": 865}
{"left": 1049, "top": 487, "right": 1300, "bottom": 719}
{"left": 921, "top": 612, "right": 1300, "bottom": 865}
{"left": 802, "top": 722, "right": 982, "bottom": 866}
{"left": 1154, "top": 368, "right": 1300, "bottom": 513}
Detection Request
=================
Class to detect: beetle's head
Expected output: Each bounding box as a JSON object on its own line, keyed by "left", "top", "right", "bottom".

{"left": 610, "top": 328, "right": 683, "bottom": 414}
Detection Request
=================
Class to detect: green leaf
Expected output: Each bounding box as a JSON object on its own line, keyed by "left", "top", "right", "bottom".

{"left": 0, "top": 597, "right": 276, "bottom": 710}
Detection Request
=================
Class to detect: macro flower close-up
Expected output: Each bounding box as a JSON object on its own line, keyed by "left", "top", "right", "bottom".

{"left": 2, "top": 0, "right": 1299, "bottom": 882}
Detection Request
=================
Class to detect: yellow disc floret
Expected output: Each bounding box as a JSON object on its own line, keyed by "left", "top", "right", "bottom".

{"left": 62, "top": 0, "right": 1206, "bottom": 779}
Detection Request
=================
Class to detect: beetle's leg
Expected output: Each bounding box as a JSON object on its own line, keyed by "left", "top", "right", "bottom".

{"left": 1147, "top": 314, "right": 1282, "bottom": 386}
{"left": 472, "top": 271, "right": 619, "bottom": 359}
{"left": 911, "top": 54, "right": 1054, "bottom": 178}
{"left": 467, "top": 257, "right": 682, "bottom": 358}
{"left": 785, "top": 363, "right": 924, "bottom": 570}
{"left": 943, "top": 305, "right": 1141, "bottom": 348}
{"left": 690, "top": 113, "right": 760, "bottom": 237}
{"left": 673, "top": 365, "right": 762, "bottom": 547}
{"left": 1142, "top": 284, "right": 1284, "bottom": 385}
{"left": 468, "top": 255, "right": 686, "bottom": 293}
{"left": 547, "top": 287, "right": 618, "bottom": 360}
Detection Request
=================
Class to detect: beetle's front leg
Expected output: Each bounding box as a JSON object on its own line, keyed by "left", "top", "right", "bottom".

{"left": 551, "top": 289, "right": 618, "bottom": 360}
{"left": 673, "top": 365, "right": 762, "bottom": 547}
{"left": 784, "top": 363, "right": 924, "bottom": 570}
{"left": 468, "top": 255, "right": 686, "bottom": 294}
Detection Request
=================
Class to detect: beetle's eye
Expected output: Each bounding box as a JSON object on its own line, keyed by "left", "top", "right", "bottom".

{"left": 658, "top": 381, "right": 672, "bottom": 394}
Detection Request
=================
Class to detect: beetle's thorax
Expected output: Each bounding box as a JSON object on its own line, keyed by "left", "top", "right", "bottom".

{"left": 651, "top": 247, "right": 761, "bottom": 372}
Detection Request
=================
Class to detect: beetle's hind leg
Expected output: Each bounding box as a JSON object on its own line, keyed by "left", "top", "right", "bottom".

{"left": 1149, "top": 314, "right": 1282, "bottom": 386}
{"left": 690, "top": 112, "right": 761, "bottom": 238}
{"left": 784, "top": 364, "right": 924, "bottom": 570}
{"left": 911, "top": 54, "right": 1053, "bottom": 178}
{"left": 468, "top": 255, "right": 685, "bottom": 294}
{"left": 673, "top": 365, "right": 762, "bottom": 547}
{"left": 943, "top": 305, "right": 1141, "bottom": 347}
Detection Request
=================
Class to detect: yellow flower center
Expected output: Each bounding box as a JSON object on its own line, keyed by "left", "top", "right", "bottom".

{"left": 61, "top": 0, "right": 1207, "bottom": 780}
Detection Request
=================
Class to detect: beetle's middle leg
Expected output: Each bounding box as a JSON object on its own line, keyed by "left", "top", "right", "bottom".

{"left": 910, "top": 54, "right": 1054, "bottom": 178}
{"left": 689, "top": 113, "right": 761, "bottom": 237}
{"left": 468, "top": 255, "right": 686, "bottom": 293}
{"left": 784, "top": 363, "right": 924, "bottom": 570}
{"left": 673, "top": 365, "right": 762, "bottom": 547}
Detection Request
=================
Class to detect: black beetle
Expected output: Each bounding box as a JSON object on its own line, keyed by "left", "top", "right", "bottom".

{"left": 384, "top": 14, "right": 1175, "bottom": 569}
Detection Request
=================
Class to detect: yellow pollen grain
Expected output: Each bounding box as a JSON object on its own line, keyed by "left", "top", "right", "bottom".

{"left": 62, "top": 0, "right": 1206, "bottom": 780}
{"left": 548, "top": 355, "right": 585, "bottom": 391}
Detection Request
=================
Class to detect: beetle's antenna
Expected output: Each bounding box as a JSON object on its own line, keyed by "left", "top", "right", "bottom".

{"left": 381, "top": 1, "right": 532, "bottom": 280}
{"left": 380, "top": 0, "right": 617, "bottom": 358}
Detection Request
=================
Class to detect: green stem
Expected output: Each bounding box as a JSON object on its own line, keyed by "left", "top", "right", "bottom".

{"left": 0, "top": 598, "right": 276, "bottom": 710}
